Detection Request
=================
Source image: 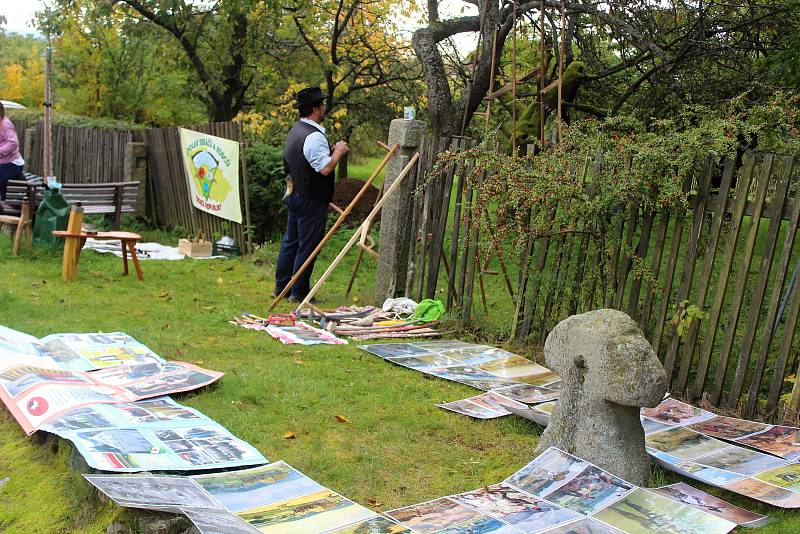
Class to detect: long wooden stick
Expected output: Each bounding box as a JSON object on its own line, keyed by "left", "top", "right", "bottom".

{"left": 268, "top": 143, "right": 399, "bottom": 310}
{"left": 295, "top": 153, "right": 420, "bottom": 312}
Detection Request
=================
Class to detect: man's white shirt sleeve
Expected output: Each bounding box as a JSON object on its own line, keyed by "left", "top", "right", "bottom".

{"left": 303, "top": 131, "right": 332, "bottom": 172}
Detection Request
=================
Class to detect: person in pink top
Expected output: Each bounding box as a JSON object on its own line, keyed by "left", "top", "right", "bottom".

{"left": 0, "top": 101, "right": 25, "bottom": 200}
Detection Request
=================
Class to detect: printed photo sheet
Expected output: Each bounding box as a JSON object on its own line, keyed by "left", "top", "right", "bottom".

{"left": 87, "top": 461, "right": 396, "bottom": 534}
{"left": 642, "top": 397, "right": 800, "bottom": 460}
{"left": 385, "top": 447, "right": 735, "bottom": 534}
{"left": 0, "top": 325, "right": 166, "bottom": 372}
{"left": 360, "top": 342, "right": 561, "bottom": 392}
{"left": 266, "top": 321, "right": 348, "bottom": 345}
{"left": 651, "top": 482, "right": 769, "bottom": 528}
{"left": 42, "top": 396, "right": 266, "bottom": 472}
{"left": 0, "top": 357, "right": 223, "bottom": 434}
{"left": 437, "top": 391, "right": 533, "bottom": 420}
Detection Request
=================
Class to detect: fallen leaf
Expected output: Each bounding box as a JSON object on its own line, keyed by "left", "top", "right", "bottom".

{"left": 216, "top": 277, "right": 224, "bottom": 285}
{"left": 203, "top": 306, "right": 214, "bottom": 311}
{"left": 195, "top": 361, "right": 205, "bottom": 365}
{"left": 294, "top": 360, "right": 305, "bottom": 365}
{"left": 352, "top": 296, "right": 359, "bottom": 303}
{"left": 282, "top": 431, "right": 297, "bottom": 439}
{"left": 335, "top": 415, "right": 350, "bottom": 424}
{"left": 367, "top": 499, "right": 383, "bottom": 507}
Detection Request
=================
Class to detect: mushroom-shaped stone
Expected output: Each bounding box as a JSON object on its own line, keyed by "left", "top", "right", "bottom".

{"left": 535, "top": 309, "right": 668, "bottom": 485}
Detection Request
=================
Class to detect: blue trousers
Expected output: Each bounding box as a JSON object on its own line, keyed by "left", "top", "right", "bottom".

{"left": 275, "top": 192, "right": 329, "bottom": 299}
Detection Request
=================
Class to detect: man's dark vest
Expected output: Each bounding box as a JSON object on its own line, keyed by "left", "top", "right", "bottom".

{"left": 284, "top": 121, "right": 334, "bottom": 204}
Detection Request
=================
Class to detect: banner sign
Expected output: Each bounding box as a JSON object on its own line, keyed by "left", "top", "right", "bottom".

{"left": 179, "top": 128, "right": 242, "bottom": 223}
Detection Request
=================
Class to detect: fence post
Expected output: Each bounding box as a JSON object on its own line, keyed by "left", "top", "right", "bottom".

{"left": 376, "top": 118, "right": 426, "bottom": 302}
{"left": 124, "top": 141, "right": 148, "bottom": 216}
{"left": 23, "top": 127, "right": 36, "bottom": 163}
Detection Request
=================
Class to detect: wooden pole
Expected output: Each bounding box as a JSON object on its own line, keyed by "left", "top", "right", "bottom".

{"left": 268, "top": 143, "right": 399, "bottom": 310}
{"left": 511, "top": 0, "right": 518, "bottom": 155}
{"left": 43, "top": 45, "right": 53, "bottom": 182}
{"left": 539, "top": 0, "right": 545, "bottom": 146}
{"left": 62, "top": 204, "right": 84, "bottom": 281}
{"left": 295, "top": 153, "right": 420, "bottom": 312}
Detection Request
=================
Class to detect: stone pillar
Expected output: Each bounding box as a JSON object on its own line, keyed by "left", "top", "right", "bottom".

{"left": 124, "top": 141, "right": 148, "bottom": 216}
{"left": 376, "top": 118, "right": 426, "bottom": 302}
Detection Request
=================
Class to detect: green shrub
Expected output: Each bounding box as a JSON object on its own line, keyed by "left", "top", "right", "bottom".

{"left": 245, "top": 143, "right": 286, "bottom": 243}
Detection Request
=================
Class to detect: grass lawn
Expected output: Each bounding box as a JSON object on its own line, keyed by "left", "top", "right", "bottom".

{"left": 0, "top": 229, "right": 799, "bottom": 532}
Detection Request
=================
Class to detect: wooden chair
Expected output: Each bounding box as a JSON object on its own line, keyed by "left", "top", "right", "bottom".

{"left": 0, "top": 202, "right": 32, "bottom": 256}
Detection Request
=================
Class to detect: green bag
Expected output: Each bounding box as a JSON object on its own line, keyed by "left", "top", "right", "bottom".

{"left": 412, "top": 299, "right": 445, "bottom": 322}
{"left": 33, "top": 188, "right": 69, "bottom": 247}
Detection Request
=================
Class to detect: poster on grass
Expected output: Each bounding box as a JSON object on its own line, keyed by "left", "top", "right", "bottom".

{"left": 179, "top": 128, "right": 242, "bottom": 223}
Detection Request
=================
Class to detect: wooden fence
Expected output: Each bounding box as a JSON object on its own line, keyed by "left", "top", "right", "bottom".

{"left": 9, "top": 116, "right": 252, "bottom": 252}
{"left": 408, "top": 139, "right": 800, "bottom": 420}
{"left": 14, "top": 117, "right": 133, "bottom": 184}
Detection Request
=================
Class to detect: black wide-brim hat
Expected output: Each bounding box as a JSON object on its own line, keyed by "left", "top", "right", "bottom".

{"left": 293, "top": 86, "right": 325, "bottom": 109}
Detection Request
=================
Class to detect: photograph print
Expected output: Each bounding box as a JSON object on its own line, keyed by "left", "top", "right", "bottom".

{"left": 686, "top": 416, "right": 769, "bottom": 440}
{"left": 592, "top": 488, "right": 736, "bottom": 534}
{"left": 491, "top": 384, "right": 560, "bottom": 404}
{"left": 543, "top": 465, "right": 633, "bottom": 515}
{"left": 734, "top": 426, "right": 800, "bottom": 460}
{"left": 538, "top": 518, "right": 623, "bottom": 533}
{"left": 387, "top": 353, "right": 463, "bottom": 370}
{"left": 754, "top": 464, "right": 800, "bottom": 493}
{"left": 385, "top": 497, "right": 482, "bottom": 533}
{"left": 328, "top": 516, "right": 413, "bottom": 533}
{"left": 452, "top": 483, "right": 580, "bottom": 531}
{"left": 505, "top": 448, "right": 588, "bottom": 497}
{"left": 84, "top": 474, "right": 224, "bottom": 510}
{"left": 652, "top": 482, "right": 769, "bottom": 527}
{"left": 360, "top": 344, "right": 432, "bottom": 358}
{"left": 437, "top": 514, "right": 522, "bottom": 533}
{"left": 644, "top": 427, "right": 728, "bottom": 460}
{"left": 723, "top": 478, "right": 800, "bottom": 508}
{"left": 193, "top": 461, "right": 324, "bottom": 512}
{"left": 640, "top": 398, "right": 715, "bottom": 426}
{"left": 235, "top": 489, "right": 376, "bottom": 534}
{"left": 692, "top": 445, "right": 790, "bottom": 476}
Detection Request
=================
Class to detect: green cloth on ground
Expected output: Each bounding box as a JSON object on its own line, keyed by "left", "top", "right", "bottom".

{"left": 412, "top": 299, "right": 445, "bottom": 322}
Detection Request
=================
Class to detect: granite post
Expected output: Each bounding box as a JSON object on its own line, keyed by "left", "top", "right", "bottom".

{"left": 376, "top": 118, "right": 426, "bottom": 302}
{"left": 535, "top": 309, "right": 669, "bottom": 485}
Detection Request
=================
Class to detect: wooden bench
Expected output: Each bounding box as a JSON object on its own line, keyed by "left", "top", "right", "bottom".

{"left": 1, "top": 176, "right": 140, "bottom": 230}
{"left": 59, "top": 182, "right": 140, "bottom": 230}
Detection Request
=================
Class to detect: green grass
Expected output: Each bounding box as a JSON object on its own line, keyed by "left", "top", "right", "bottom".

{"left": 0, "top": 231, "right": 799, "bottom": 532}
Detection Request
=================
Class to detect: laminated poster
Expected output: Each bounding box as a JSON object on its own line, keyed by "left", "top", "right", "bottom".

{"left": 266, "top": 321, "right": 347, "bottom": 345}
{"left": 652, "top": 482, "right": 769, "bottom": 528}
{"left": 361, "top": 341, "right": 561, "bottom": 392}
{"left": 0, "top": 355, "right": 223, "bottom": 434}
{"left": 0, "top": 326, "right": 166, "bottom": 372}
{"left": 87, "top": 461, "right": 389, "bottom": 534}
{"left": 437, "top": 391, "right": 532, "bottom": 420}
{"left": 386, "top": 447, "right": 736, "bottom": 534}
{"left": 366, "top": 342, "right": 799, "bottom": 512}
{"left": 43, "top": 396, "right": 266, "bottom": 472}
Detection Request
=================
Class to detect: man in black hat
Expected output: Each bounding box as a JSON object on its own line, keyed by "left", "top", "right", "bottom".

{"left": 274, "top": 86, "right": 349, "bottom": 302}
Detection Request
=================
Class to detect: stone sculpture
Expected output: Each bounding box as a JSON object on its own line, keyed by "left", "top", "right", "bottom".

{"left": 535, "top": 309, "right": 668, "bottom": 486}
